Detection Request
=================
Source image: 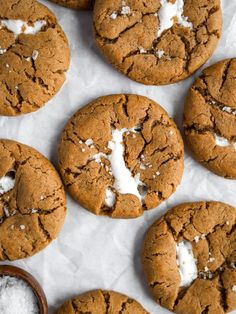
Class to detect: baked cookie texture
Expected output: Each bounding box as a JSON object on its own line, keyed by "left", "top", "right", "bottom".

{"left": 142, "top": 201, "right": 236, "bottom": 314}
{"left": 184, "top": 59, "right": 236, "bottom": 179}
{"left": 0, "top": 0, "right": 70, "bottom": 116}
{"left": 56, "top": 290, "right": 149, "bottom": 314}
{"left": 93, "top": 0, "right": 222, "bottom": 86}
{"left": 58, "top": 94, "right": 184, "bottom": 218}
{"left": 49, "top": 0, "right": 93, "bottom": 10}
{"left": 0, "top": 139, "right": 66, "bottom": 261}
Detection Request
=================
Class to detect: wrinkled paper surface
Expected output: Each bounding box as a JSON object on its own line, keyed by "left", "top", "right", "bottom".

{"left": 0, "top": 0, "right": 236, "bottom": 313}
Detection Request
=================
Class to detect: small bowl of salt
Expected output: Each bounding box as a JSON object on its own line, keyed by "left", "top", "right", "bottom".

{"left": 0, "top": 265, "right": 48, "bottom": 314}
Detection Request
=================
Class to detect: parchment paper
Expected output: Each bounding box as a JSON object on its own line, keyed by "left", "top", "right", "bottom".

{"left": 0, "top": 0, "right": 235, "bottom": 313}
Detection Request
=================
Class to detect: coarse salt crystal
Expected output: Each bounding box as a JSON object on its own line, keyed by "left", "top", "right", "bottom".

{"left": 0, "top": 276, "right": 39, "bottom": 314}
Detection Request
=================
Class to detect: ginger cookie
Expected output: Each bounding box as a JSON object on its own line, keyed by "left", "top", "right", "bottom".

{"left": 58, "top": 94, "right": 184, "bottom": 219}
{"left": 184, "top": 59, "right": 236, "bottom": 179}
{"left": 49, "top": 0, "right": 93, "bottom": 10}
{"left": 0, "top": 0, "right": 70, "bottom": 116}
{"left": 142, "top": 201, "right": 236, "bottom": 314}
{"left": 0, "top": 139, "right": 66, "bottom": 261}
{"left": 93, "top": 0, "right": 222, "bottom": 86}
{"left": 56, "top": 290, "right": 149, "bottom": 314}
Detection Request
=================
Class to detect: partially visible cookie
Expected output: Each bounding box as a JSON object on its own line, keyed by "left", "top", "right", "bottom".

{"left": 142, "top": 201, "right": 236, "bottom": 314}
{"left": 93, "top": 0, "right": 222, "bottom": 85}
{"left": 0, "top": 139, "right": 67, "bottom": 261}
{"left": 56, "top": 290, "right": 149, "bottom": 314}
{"left": 184, "top": 58, "right": 236, "bottom": 179}
{"left": 0, "top": 0, "right": 70, "bottom": 116}
{"left": 49, "top": 0, "right": 93, "bottom": 10}
{"left": 58, "top": 94, "right": 184, "bottom": 218}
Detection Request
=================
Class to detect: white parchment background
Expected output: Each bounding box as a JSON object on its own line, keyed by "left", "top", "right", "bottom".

{"left": 0, "top": 0, "right": 236, "bottom": 313}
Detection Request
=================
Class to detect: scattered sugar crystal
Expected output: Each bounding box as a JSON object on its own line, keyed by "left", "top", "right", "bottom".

{"left": 31, "top": 209, "right": 38, "bottom": 214}
{"left": 121, "top": 6, "right": 131, "bottom": 15}
{"left": 79, "top": 140, "right": 83, "bottom": 144}
{"left": 6, "top": 64, "right": 9, "bottom": 68}
{"left": 226, "top": 221, "right": 230, "bottom": 225}
{"left": 232, "top": 285, "right": 236, "bottom": 292}
{"left": 31, "top": 50, "right": 39, "bottom": 61}
{"left": 3, "top": 207, "right": 10, "bottom": 217}
{"left": 20, "top": 225, "right": 25, "bottom": 230}
{"left": 81, "top": 148, "right": 86, "bottom": 152}
{"left": 208, "top": 257, "right": 215, "bottom": 263}
{"left": 156, "top": 171, "right": 160, "bottom": 176}
{"left": 0, "top": 48, "right": 7, "bottom": 54}
{"left": 139, "top": 47, "right": 147, "bottom": 54}
{"left": 25, "top": 57, "right": 31, "bottom": 62}
{"left": 140, "top": 164, "right": 146, "bottom": 170}
{"left": 156, "top": 49, "right": 165, "bottom": 58}
{"left": 85, "top": 139, "right": 93, "bottom": 146}
{"left": 194, "top": 236, "right": 200, "bottom": 242}
{"left": 110, "top": 12, "right": 118, "bottom": 20}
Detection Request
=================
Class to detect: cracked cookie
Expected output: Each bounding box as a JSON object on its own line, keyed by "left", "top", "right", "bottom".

{"left": 142, "top": 201, "right": 236, "bottom": 314}
{"left": 55, "top": 290, "right": 149, "bottom": 314}
{"left": 93, "top": 0, "right": 222, "bottom": 86}
{"left": 49, "top": 0, "right": 93, "bottom": 10}
{"left": 0, "top": 139, "right": 66, "bottom": 261}
{"left": 58, "top": 94, "right": 184, "bottom": 218}
{"left": 0, "top": 0, "right": 70, "bottom": 116}
{"left": 184, "top": 58, "right": 236, "bottom": 179}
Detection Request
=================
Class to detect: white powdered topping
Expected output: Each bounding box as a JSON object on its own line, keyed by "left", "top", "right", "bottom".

{"left": 0, "top": 276, "right": 39, "bottom": 314}
{"left": 110, "top": 12, "right": 118, "bottom": 20}
{"left": 0, "top": 20, "right": 46, "bottom": 36}
{"left": 0, "top": 172, "right": 15, "bottom": 195}
{"left": 155, "top": 49, "right": 165, "bottom": 58}
{"left": 121, "top": 6, "right": 131, "bottom": 15}
{"left": 215, "top": 134, "right": 236, "bottom": 149}
{"left": 232, "top": 285, "right": 236, "bottom": 292}
{"left": 176, "top": 240, "right": 198, "bottom": 287}
{"left": 105, "top": 188, "right": 116, "bottom": 207}
{"left": 31, "top": 50, "right": 39, "bottom": 61}
{"left": 157, "top": 0, "right": 193, "bottom": 38}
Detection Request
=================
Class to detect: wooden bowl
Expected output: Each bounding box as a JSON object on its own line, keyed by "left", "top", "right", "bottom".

{"left": 0, "top": 265, "right": 48, "bottom": 314}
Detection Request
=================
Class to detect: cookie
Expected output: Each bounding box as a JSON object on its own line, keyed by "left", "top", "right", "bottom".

{"left": 56, "top": 290, "right": 149, "bottom": 314}
{"left": 142, "top": 201, "right": 236, "bottom": 314}
{"left": 58, "top": 94, "right": 184, "bottom": 218}
{"left": 49, "top": 0, "right": 93, "bottom": 10}
{"left": 0, "top": 139, "right": 66, "bottom": 261}
{"left": 93, "top": 0, "right": 222, "bottom": 86}
{"left": 183, "top": 59, "right": 236, "bottom": 179}
{"left": 0, "top": 0, "right": 70, "bottom": 116}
